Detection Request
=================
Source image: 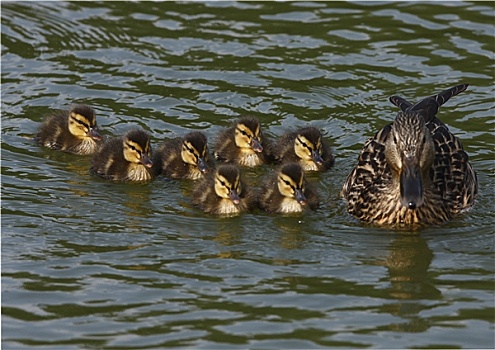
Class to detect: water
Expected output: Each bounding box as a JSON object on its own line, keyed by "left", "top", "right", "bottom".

{"left": 2, "top": 1, "right": 494, "bottom": 349}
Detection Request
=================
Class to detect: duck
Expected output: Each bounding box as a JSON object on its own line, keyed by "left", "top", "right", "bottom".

{"left": 213, "top": 116, "right": 272, "bottom": 167}
{"left": 35, "top": 104, "right": 102, "bottom": 155}
{"left": 341, "top": 83, "right": 478, "bottom": 226}
{"left": 153, "top": 131, "right": 211, "bottom": 180}
{"left": 90, "top": 129, "right": 154, "bottom": 182}
{"left": 192, "top": 164, "right": 256, "bottom": 215}
{"left": 272, "top": 126, "right": 334, "bottom": 171}
{"left": 259, "top": 162, "right": 319, "bottom": 213}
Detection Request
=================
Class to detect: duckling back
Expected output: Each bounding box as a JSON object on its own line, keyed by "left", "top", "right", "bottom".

{"left": 36, "top": 104, "right": 102, "bottom": 155}
{"left": 273, "top": 126, "right": 334, "bottom": 171}
{"left": 213, "top": 116, "right": 272, "bottom": 167}
{"left": 192, "top": 164, "right": 256, "bottom": 215}
{"left": 154, "top": 131, "right": 211, "bottom": 179}
{"left": 90, "top": 129, "right": 154, "bottom": 182}
{"left": 260, "top": 163, "right": 319, "bottom": 213}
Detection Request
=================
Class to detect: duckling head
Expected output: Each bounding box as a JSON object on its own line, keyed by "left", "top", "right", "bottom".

{"left": 68, "top": 105, "right": 101, "bottom": 141}
{"left": 214, "top": 165, "right": 242, "bottom": 204}
{"left": 181, "top": 131, "right": 209, "bottom": 173}
{"left": 123, "top": 129, "right": 153, "bottom": 168}
{"left": 294, "top": 127, "right": 324, "bottom": 165}
{"left": 234, "top": 116, "right": 263, "bottom": 152}
{"left": 277, "top": 163, "right": 307, "bottom": 205}
{"left": 385, "top": 111, "right": 435, "bottom": 210}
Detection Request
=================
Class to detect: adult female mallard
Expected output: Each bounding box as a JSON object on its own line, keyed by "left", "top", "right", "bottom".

{"left": 213, "top": 116, "right": 271, "bottom": 167}
{"left": 259, "top": 163, "right": 319, "bottom": 213}
{"left": 154, "top": 131, "right": 211, "bottom": 180}
{"left": 90, "top": 129, "right": 154, "bottom": 182}
{"left": 341, "top": 83, "right": 477, "bottom": 226}
{"left": 272, "top": 126, "right": 334, "bottom": 171}
{"left": 36, "top": 104, "right": 102, "bottom": 155}
{"left": 192, "top": 164, "right": 256, "bottom": 215}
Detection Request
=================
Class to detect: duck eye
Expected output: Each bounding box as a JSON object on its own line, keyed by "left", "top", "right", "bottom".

{"left": 297, "top": 137, "right": 310, "bottom": 150}
{"left": 237, "top": 128, "right": 249, "bottom": 137}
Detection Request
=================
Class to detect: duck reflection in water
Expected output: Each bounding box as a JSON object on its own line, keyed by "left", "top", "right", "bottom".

{"left": 378, "top": 235, "right": 441, "bottom": 333}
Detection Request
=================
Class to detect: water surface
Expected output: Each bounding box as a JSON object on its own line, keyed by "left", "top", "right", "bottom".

{"left": 2, "top": 1, "right": 494, "bottom": 349}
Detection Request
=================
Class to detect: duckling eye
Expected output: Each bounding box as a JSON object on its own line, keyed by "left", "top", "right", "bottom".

{"left": 297, "top": 137, "right": 311, "bottom": 150}
{"left": 185, "top": 145, "right": 195, "bottom": 154}
{"left": 128, "top": 144, "right": 141, "bottom": 154}
{"left": 284, "top": 180, "right": 291, "bottom": 186}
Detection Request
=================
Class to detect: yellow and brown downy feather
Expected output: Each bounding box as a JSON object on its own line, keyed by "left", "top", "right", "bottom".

{"left": 213, "top": 116, "right": 272, "bottom": 167}
{"left": 259, "top": 162, "right": 319, "bottom": 213}
{"left": 36, "top": 104, "right": 102, "bottom": 155}
{"left": 154, "top": 131, "right": 211, "bottom": 180}
{"left": 192, "top": 164, "right": 256, "bottom": 215}
{"left": 90, "top": 129, "right": 154, "bottom": 182}
{"left": 272, "top": 126, "right": 334, "bottom": 171}
{"left": 342, "top": 83, "right": 477, "bottom": 226}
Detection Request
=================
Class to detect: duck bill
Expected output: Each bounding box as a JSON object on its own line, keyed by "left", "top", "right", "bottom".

{"left": 197, "top": 157, "right": 208, "bottom": 173}
{"left": 141, "top": 153, "right": 153, "bottom": 168}
{"left": 295, "top": 188, "right": 307, "bottom": 206}
{"left": 89, "top": 128, "right": 102, "bottom": 141}
{"left": 311, "top": 149, "right": 324, "bottom": 165}
{"left": 400, "top": 156, "right": 424, "bottom": 210}
{"left": 229, "top": 189, "right": 240, "bottom": 205}
{"left": 250, "top": 137, "right": 263, "bottom": 153}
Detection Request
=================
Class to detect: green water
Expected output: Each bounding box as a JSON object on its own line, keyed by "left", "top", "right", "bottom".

{"left": 2, "top": 1, "right": 494, "bottom": 349}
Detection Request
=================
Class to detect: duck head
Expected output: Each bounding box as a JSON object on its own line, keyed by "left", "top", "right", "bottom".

{"left": 68, "top": 105, "right": 101, "bottom": 141}
{"left": 294, "top": 127, "right": 324, "bottom": 165}
{"left": 234, "top": 116, "right": 263, "bottom": 152}
{"left": 181, "top": 131, "right": 209, "bottom": 173}
{"left": 123, "top": 129, "right": 153, "bottom": 168}
{"left": 214, "top": 165, "right": 243, "bottom": 204}
{"left": 385, "top": 112, "right": 435, "bottom": 210}
{"left": 277, "top": 163, "right": 307, "bottom": 205}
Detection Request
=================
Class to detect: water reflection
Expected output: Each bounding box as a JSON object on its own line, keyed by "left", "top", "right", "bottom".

{"left": 380, "top": 235, "right": 441, "bottom": 333}
{"left": 2, "top": 1, "right": 494, "bottom": 349}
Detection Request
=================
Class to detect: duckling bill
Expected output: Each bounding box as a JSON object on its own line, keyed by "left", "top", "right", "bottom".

{"left": 154, "top": 131, "right": 211, "bottom": 179}
{"left": 213, "top": 116, "right": 271, "bottom": 167}
{"left": 192, "top": 164, "right": 256, "bottom": 215}
{"left": 341, "top": 83, "right": 477, "bottom": 226}
{"left": 259, "top": 163, "right": 319, "bottom": 213}
{"left": 36, "top": 104, "right": 102, "bottom": 155}
{"left": 90, "top": 129, "right": 154, "bottom": 182}
{"left": 273, "top": 126, "right": 334, "bottom": 172}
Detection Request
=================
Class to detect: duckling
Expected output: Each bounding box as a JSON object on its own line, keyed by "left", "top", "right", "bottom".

{"left": 341, "top": 83, "right": 477, "bottom": 226}
{"left": 153, "top": 131, "right": 211, "bottom": 180}
{"left": 213, "top": 116, "right": 271, "bottom": 167}
{"left": 35, "top": 104, "right": 102, "bottom": 155}
{"left": 90, "top": 129, "right": 154, "bottom": 182}
{"left": 192, "top": 164, "right": 256, "bottom": 215}
{"left": 272, "top": 126, "right": 334, "bottom": 171}
{"left": 259, "top": 163, "right": 319, "bottom": 213}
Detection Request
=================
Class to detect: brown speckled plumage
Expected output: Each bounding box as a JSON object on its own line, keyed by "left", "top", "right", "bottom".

{"left": 342, "top": 84, "right": 477, "bottom": 226}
